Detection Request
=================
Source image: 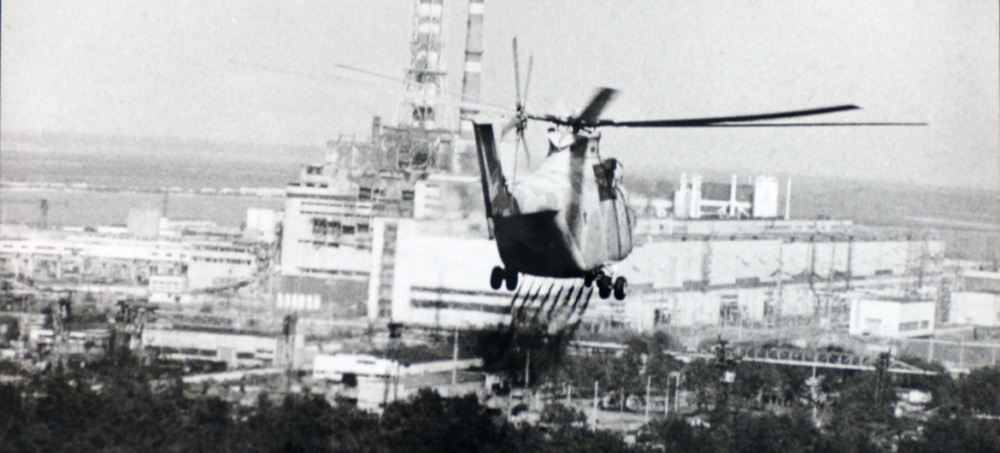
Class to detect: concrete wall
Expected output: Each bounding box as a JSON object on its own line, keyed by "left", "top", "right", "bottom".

{"left": 950, "top": 292, "right": 1000, "bottom": 326}
{"left": 364, "top": 217, "right": 943, "bottom": 330}
{"left": 385, "top": 220, "right": 510, "bottom": 328}
{"left": 144, "top": 328, "right": 280, "bottom": 368}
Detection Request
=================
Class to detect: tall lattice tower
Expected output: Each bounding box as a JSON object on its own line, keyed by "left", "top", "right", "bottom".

{"left": 398, "top": 0, "right": 451, "bottom": 131}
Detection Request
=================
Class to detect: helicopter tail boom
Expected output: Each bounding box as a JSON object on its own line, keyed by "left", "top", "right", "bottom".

{"left": 473, "top": 123, "right": 516, "bottom": 237}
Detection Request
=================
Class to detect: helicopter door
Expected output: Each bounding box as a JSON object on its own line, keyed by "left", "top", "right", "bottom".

{"left": 594, "top": 159, "right": 632, "bottom": 260}
{"left": 611, "top": 186, "right": 633, "bottom": 260}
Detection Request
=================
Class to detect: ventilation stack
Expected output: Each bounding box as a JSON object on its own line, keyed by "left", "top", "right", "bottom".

{"left": 460, "top": 0, "right": 484, "bottom": 135}
{"left": 784, "top": 178, "right": 793, "bottom": 220}
{"left": 398, "top": 0, "right": 449, "bottom": 131}
{"left": 455, "top": 0, "right": 484, "bottom": 173}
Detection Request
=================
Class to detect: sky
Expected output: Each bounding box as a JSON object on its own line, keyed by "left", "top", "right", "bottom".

{"left": 2, "top": 0, "right": 998, "bottom": 190}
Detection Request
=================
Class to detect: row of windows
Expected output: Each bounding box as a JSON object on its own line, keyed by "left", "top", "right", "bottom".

{"left": 297, "top": 240, "right": 372, "bottom": 251}
{"left": 153, "top": 346, "right": 265, "bottom": 360}
{"left": 298, "top": 267, "right": 370, "bottom": 277}
{"left": 195, "top": 245, "right": 250, "bottom": 253}
{"left": 311, "top": 218, "right": 370, "bottom": 236}
{"left": 190, "top": 256, "right": 252, "bottom": 265}
{"left": 412, "top": 299, "right": 512, "bottom": 315}
{"left": 287, "top": 192, "right": 365, "bottom": 202}
{"left": 899, "top": 320, "right": 930, "bottom": 332}
{"left": 302, "top": 200, "right": 374, "bottom": 210}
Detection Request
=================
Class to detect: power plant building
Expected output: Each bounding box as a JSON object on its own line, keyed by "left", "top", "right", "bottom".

{"left": 358, "top": 215, "right": 945, "bottom": 331}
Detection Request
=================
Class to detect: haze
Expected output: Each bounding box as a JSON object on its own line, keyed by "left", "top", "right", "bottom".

{"left": 2, "top": 0, "right": 997, "bottom": 190}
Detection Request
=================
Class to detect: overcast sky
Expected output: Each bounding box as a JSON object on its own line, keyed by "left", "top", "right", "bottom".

{"left": 2, "top": 0, "right": 997, "bottom": 190}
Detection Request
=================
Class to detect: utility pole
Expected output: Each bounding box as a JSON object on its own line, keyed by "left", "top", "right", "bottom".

{"left": 645, "top": 375, "right": 651, "bottom": 423}
{"left": 451, "top": 328, "right": 459, "bottom": 392}
{"left": 524, "top": 350, "right": 530, "bottom": 388}
{"left": 672, "top": 371, "right": 682, "bottom": 414}
{"left": 591, "top": 380, "right": 599, "bottom": 430}
{"left": 807, "top": 365, "right": 820, "bottom": 427}
{"left": 664, "top": 387, "right": 670, "bottom": 416}
{"left": 714, "top": 339, "right": 737, "bottom": 415}
{"left": 873, "top": 351, "right": 890, "bottom": 405}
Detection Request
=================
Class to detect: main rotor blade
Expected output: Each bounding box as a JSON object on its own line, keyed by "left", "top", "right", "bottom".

{"left": 518, "top": 130, "right": 532, "bottom": 167}
{"left": 523, "top": 55, "right": 533, "bottom": 110}
{"left": 596, "top": 105, "right": 867, "bottom": 128}
{"left": 576, "top": 87, "right": 618, "bottom": 125}
{"left": 513, "top": 38, "right": 522, "bottom": 107}
{"left": 231, "top": 59, "right": 511, "bottom": 113}
{"left": 655, "top": 122, "right": 928, "bottom": 127}
{"left": 501, "top": 116, "right": 519, "bottom": 138}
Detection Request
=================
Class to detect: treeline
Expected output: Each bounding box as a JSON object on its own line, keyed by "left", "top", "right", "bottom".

{"left": 2, "top": 363, "right": 998, "bottom": 453}
{"left": 0, "top": 365, "right": 625, "bottom": 452}
{"left": 2, "top": 333, "right": 1000, "bottom": 452}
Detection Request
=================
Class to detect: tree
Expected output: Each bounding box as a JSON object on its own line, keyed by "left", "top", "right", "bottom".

{"left": 684, "top": 359, "right": 720, "bottom": 412}
{"left": 954, "top": 366, "right": 1000, "bottom": 415}
{"left": 539, "top": 402, "right": 586, "bottom": 429}
{"left": 827, "top": 373, "right": 898, "bottom": 453}
{"left": 379, "top": 389, "right": 512, "bottom": 453}
{"left": 898, "top": 413, "right": 1000, "bottom": 453}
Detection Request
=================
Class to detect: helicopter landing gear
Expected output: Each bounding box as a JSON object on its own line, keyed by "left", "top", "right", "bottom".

{"left": 597, "top": 275, "right": 613, "bottom": 299}
{"left": 592, "top": 270, "right": 627, "bottom": 300}
{"left": 613, "top": 276, "right": 627, "bottom": 301}
{"left": 490, "top": 266, "right": 519, "bottom": 291}
{"left": 490, "top": 266, "right": 504, "bottom": 290}
{"left": 505, "top": 268, "right": 519, "bottom": 290}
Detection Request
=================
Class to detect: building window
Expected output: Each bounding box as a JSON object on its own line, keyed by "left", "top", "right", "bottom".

{"left": 654, "top": 309, "right": 670, "bottom": 326}
{"left": 720, "top": 296, "right": 740, "bottom": 325}
{"left": 312, "top": 218, "right": 327, "bottom": 235}
{"left": 899, "top": 321, "right": 920, "bottom": 332}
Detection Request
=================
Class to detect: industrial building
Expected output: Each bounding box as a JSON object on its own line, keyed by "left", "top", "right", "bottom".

{"left": 0, "top": 227, "right": 259, "bottom": 296}
{"left": 848, "top": 297, "right": 936, "bottom": 338}
{"left": 360, "top": 215, "right": 945, "bottom": 331}
{"left": 312, "top": 353, "right": 485, "bottom": 412}
{"left": 949, "top": 271, "right": 1000, "bottom": 327}
{"left": 673, "top": 173, "right": 783, "bottom": 220}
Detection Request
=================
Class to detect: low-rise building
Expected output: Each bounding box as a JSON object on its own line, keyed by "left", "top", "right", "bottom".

{"left": 849, "top": 297, "right": 936, "bottom": 338}
{"left": 312, "top": 353, "right": 485, "bottom": 412}
{"left": 949, "top": 271, "right": 1000, "bottom": 326}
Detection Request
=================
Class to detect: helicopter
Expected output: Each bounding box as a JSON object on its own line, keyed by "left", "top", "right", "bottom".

{"left": 474, "top": 39, "right": 923, "bottom": 301}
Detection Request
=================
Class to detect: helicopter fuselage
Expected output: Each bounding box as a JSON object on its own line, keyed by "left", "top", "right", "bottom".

{"left": 474, "top": 123, "right": 634, "bottom": 279}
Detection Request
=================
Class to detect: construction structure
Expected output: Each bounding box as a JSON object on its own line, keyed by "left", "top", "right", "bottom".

{"left": 673, "top": 173, "right": 783, "bottom": 220}
{"left": 277, "top": 0, "right": 487, "bottom": 319}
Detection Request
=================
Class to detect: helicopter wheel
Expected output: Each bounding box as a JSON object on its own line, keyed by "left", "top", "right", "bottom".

{"left": 613, "top": 277, "right": 627, "bottom": 301}
{"left": 490, "top": 266, "right": 504, "bottom": 290}
{"left": 597, "top": 276, "right": 612, "bottom": 299}
{"left": 583, "top": 273, "right": 595, "bottom": 287}
{"left": 505, "top": 269, "right": 519, "bottom": 291}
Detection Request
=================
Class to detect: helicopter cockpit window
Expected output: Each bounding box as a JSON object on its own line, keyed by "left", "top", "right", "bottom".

{"left": 593, "top": 159, "right": 618, "bottom": 201}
